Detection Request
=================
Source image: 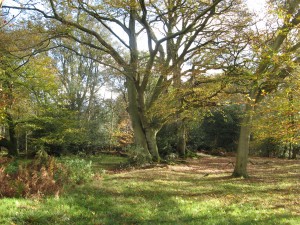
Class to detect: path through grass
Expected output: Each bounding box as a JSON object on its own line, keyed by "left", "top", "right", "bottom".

{"left": 1, "top": 155, "right": 299, "bottom": 224}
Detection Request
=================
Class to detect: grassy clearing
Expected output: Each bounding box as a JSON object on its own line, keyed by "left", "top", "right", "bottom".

{"left": 0, "top": 155, "right": 299, "bottom": 225}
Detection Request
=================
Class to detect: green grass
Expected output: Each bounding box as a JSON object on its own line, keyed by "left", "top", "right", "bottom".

{"left": 59, "top": 154, "right": 127, "bottom": 171}
{"left": 0, "top": 155, "right": 299, "bottom": 225}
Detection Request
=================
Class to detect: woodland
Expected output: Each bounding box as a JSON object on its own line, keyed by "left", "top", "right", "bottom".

{"left": 0, "top": 0, "right": 300, "bottom": 224}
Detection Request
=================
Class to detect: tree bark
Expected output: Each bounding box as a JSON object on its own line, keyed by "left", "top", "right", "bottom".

{"left": 145, "top": 128, "right": 160, "bottom": 162}
{"left": 288, "top": 92, "right": 298, "bottom": 159}
{"left": 0, "top": 113, "right": 18, "bottom": 157}
{"left": 176, "top": 120, "right": 186, "bottom": 158}
{"left": 288, "top": 142, "right": 292, "bottom": 159}
{"left": 126, "top": 77, "right": 151, "bottom": 157}
{"left": 232, "top": 104, "right": 252, "bottom": 178}
{"left": 124, "top": 2, "right": 155, "bottom": 161}
{"left": 126, "top": 76, "right": 162, "bottom": 162}
{"left": 292, "top": 145, "right": 299, "bottom": 159}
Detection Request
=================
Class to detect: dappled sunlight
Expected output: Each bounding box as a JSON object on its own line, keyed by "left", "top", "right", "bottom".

{"left": 1, "top": 155, "right": 299, "bottom": 224}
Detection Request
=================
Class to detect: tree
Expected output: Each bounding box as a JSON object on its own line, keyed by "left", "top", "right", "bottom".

{"left": 230, "top": 0, "right": 300, "bottom": 177}
{"left": 0, "top": 52, "right": 59, "bottom": 156}
{"left": 252, "top": 74, "right": 300, "bottom": 159}
{"left": 23, "top": 50, "right": 116, "bottom": 155}
{"left": 0, "top": 17, "right": 61, "bottom": 156}
{"left": 6, "top": 0, "right": 252, "bottom": 161}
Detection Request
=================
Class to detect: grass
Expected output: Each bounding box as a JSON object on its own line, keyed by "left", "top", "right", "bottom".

{"left": 0, "top": 154, "right": 299, "bottom": 225}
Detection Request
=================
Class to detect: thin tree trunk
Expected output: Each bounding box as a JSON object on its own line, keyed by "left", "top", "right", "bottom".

{"left": 289, "top": 142, "right": 292, "bottom": 159}
{"left": 173, "top": 60, "right": 186, "bottom": 159}
{"left": 232, "top": 104, "right": 252, "bottom": 178}
{"left": 5, "top": 112, "right": 18, "bottom": 157}
{"left": 288, "top": 92, "right": 297, "bottom": 159}
{"left": 176, "top": 120, "right": 186, "bottom": 158}
{"left": 292, "top": 146, "right": 298, "bottom": 159}
{"left": 282, "top": 145, "right": 287, "bottom": 158}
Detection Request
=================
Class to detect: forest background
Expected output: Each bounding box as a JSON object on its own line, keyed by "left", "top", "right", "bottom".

{"left": 0, "top": 0, "right": 299, "bottom": 179}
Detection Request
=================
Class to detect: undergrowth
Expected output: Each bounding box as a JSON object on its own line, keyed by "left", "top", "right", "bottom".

{"left": 0, "top": 154, "right": 94, "bottom": 198}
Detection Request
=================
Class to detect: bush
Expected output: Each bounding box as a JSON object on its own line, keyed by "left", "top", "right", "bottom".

{"left": 4, "top": 160, "right": 19, "bottom": 175}
{"left": 157, "top": 124, "right": 178, "bottom": 157}
{"left": 62, "top": 158, "right": 94, "bottom": 184}
{"left": 188, "top": 106, "right": 241, "bottom": 152}
{"left": 255, "top": 138, "right": 281, "bottom": 157}
{"left": 125, "top": 145, "right": 152, "bottom": 166}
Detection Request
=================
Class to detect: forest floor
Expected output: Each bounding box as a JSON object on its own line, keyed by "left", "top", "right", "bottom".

{"left": 0, "top": 154, "right": 299, "bottom": 225}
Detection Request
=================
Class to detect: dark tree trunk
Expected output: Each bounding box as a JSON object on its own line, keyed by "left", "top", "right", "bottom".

{"left": 289, "top": 142, "right": 292, "bottom": 159}
{"left": 176, "top": 120, "right": 186, "bottom": 159}
{"left": 292, "top": 146, "right": 299, "bottom": 159}
{"left": 0, "top": 132, "right": 18, "bottom": 157}
{"left": 6, "top": 113, "right": 18, "bottom": 157}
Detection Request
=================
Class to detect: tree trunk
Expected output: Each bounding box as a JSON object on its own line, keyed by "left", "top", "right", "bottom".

{"left": 126, "top": 77, "right": 153, "bottom": 160}
{"left": 126, "top": 78, "right": 162, "bottom": 162}
{"left": 125, "top": 4, "right": 155, "bottom": 161}
{"left": 145, "top": 128, "right": 160, "bottom": 162}
{"left": 282, "top": 145, "right": 287, "bottom": 158}
{"left": 176, "top": 120, "right": 186, "bottom": 158}
{"left": 0, "top": 113, "right": 18, "bottom": 157}
{"left": 289, "top": 142, "right": 292, "bottom": 159}
{"left": 288, "top": 93, "right": 297, "bottom": 159}
{"left": 232, "top": 104, "right": 252, "bottom": 178}
{"left": 292, "top": 145, "right": 298, "bottom": 159}
{"left": 172, "top": 55, "right": 186, "bottom": 159}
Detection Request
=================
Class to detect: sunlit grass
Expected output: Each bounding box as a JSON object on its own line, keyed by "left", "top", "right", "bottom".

{"left": 0, "top": 155, "right": 299, "bottom": 224}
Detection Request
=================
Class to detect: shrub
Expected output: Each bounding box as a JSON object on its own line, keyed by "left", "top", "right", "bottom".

{"left": 62, "top": 158, "right": 94, "bottom": 184}
{"left": 254, "top": 137, "right": 281, "bottom": 157}
{"left": 165, "top": 153, "right": 178, "bottom": 163}
{"left": 0, "top": 154, "right": 96, "bottom": 198}
{"left": 4, "top": 160, "right": 19, "bottom": 175}
{"left": 188, "top": 106, "right": 241, "bottom": 152}
{"left": 157, "top": 123, "right": 178, "bottom": 157}
{"left": 0, "top": 155, "right": 66, "bottom": 198}
{"left": 125, "top": 145, "right": 152, "bottom": 166}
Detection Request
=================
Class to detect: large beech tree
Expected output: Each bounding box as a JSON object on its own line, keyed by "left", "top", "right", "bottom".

{"left": 5, "top": 0, "right": 247, "bottom": 161}
{"left": 231, "top": 0, "right": 300, "bottom": 177}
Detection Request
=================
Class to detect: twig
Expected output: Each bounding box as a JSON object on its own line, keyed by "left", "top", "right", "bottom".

{"left": 226, "top": 161, "right": 235, "bottom": 167}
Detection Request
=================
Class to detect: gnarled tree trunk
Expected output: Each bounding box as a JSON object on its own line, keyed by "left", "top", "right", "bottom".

{"left": 126, "top": 77, "right": 152, "bottom": 158}
{"left": 126, "top": 77, "right": 162, "bottom": 162}
{"left": 145, "top": 128, "right": 160, "bottom": 162}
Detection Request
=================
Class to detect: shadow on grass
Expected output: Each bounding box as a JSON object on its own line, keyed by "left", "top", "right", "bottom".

{"left": 9, "top": 173, "right": 299, "bottom": 225}
{"left": 3, "top": 156, "right": 300, "bottom": 225}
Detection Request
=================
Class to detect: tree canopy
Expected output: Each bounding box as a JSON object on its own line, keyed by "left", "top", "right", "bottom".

{"left": 1, "top": 0, "right": 299, "bottom": 177}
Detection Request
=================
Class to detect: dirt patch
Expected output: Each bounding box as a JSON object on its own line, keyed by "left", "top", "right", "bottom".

{"left": 115, "top": 156, "right": 300, "bottom": 183}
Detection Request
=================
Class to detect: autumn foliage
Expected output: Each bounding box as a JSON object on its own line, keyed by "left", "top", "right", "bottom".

{"left": 0, "top": 156, "right": 66, "bottom": 198}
